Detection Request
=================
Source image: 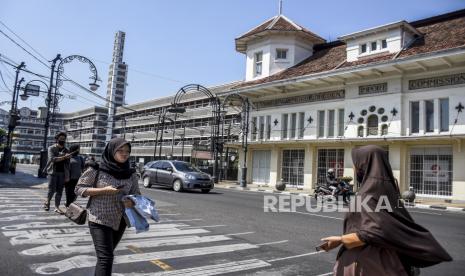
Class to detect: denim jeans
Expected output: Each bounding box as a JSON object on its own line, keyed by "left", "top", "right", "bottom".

{"left": 46, "top": 173, "right": 65, "bottom": 208}
{"left": 89, "top": 218, "right": 126, "bottom": 276}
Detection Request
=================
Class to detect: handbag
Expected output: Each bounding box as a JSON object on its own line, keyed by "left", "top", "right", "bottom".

{"left": 65, "top": 169, "right": 99, "bottom": 225}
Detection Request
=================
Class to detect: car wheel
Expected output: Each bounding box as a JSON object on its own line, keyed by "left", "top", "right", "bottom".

{"left": 173, "top": 179, "right": 183, "bottom": 192}
{"left": 201, "top": 189, "right": 211, "bottom": 193}
{"left": 143, "top": 176, "right": 152, "bottom": 188}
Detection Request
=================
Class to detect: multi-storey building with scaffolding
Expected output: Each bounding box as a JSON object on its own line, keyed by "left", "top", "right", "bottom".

{"left": 111, "top": 82, "right": 242, "bottom": 177}
{"left": 4, "top": 107, "right": 61, "bottom": 162}
{"left": 56, "top": 106, "right": 108, "bottom": 157}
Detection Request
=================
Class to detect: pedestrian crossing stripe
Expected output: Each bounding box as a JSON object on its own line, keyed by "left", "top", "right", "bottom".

{"left": 111, "top": 259, "right": 272, "bottom": 276}
{"left": 31, "top": 243, "right": 259, "bottom": 274}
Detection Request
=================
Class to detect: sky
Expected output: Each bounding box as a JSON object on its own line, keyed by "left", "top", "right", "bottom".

{"left": 1, "top": 0, "right": 464, "bottom": 113}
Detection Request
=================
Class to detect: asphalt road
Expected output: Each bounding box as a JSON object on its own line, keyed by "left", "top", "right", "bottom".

{"left": 0, "top": 164, "right": 463, "bottom": 275}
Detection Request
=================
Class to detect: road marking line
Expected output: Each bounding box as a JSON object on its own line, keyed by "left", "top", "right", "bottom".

{"left": 21, "top": 235, "right": 234, "bottom": 256}
{"left": 267, "top": 251, "right": 323, "bottom": 262}
{"left": 225, "top": 231, "right": 255, "bottom": 236}
{"left": 409, "top": 210, "right": 443, "bottom": 216}
{"left": 3, "top": 223, "right": 188, "bottom": 237}
{"left": 0, "top": 209, "right": 44, "bottom": 214}
{"left": 0, "top": 215, "right": 67, "bottom": 222}
{"left": 313, "top": 272, "right": 333, "bottom": 276}
{"left": 11, "top": 228, "right": 210, "bottom": 245}
{"left": 2, "top": 221, "right": 88, "bottom": 231}
{"left": 179, "top": 225, "right": 227, "bottom": 229}
{"left": 112, "top": 258, "right": 271, "bottom": 276}
{"left": 31, "top": 243, "right": 259, "bottom": 274}
{"left": 278, "top": 210, "right": 344, "bottom": 221}
{"left": 256, "top": 240, "right": 288, "bottom": 246}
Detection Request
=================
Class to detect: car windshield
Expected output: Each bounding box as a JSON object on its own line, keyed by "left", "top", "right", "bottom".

{"left": 173, "top": 162, "right": 199, "bottom": 172}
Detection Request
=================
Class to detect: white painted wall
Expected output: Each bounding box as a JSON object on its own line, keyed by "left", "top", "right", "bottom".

{"left": 345, "top": 28, "right": 414, "bottom": 62}
{"left": 245, "top": 36, "right": 313, "bottom": 81}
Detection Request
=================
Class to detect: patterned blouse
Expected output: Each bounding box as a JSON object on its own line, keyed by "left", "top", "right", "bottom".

{"left": 75, "top": 167, "right": 141, "bottom": 230}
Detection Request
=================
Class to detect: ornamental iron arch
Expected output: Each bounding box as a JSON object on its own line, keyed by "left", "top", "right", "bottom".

{"left": 52, "top": 55, "right": 100, "bottom": 120}
{"left": 221, "top": 93, "right": 251, "bottom": 187}
{"left": 169, "top": 84, "right": 222, "bottom": 183}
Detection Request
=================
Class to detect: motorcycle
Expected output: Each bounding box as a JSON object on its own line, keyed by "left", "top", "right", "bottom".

{"left": 314, "top": 180, "right": 352, "bottom": 203}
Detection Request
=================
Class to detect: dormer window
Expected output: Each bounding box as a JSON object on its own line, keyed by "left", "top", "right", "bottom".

{"left": 381, "top": 39, "right": 387, "bottom": 49}
{"left": 255, "top": 52, "right": 263, "bottom": 76}
{"left": 276, "top": 49, "right": 288, "bottom": 60}
{"left": 360, "top": 44, "right": 367, "bottom": 54}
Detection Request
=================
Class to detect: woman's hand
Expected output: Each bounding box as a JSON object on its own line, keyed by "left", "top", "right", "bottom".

{"left": 101, "top": 186, "right": 119, "bottom": 195}
{"left": 320, "top": 236, "right": 342, "bottom": 251}
{"left": 122, "top": 198, "right": 135, "bottom": 208}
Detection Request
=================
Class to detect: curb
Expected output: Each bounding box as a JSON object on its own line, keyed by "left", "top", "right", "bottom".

{"left": 218, "top": 186, "right": 465, "bottom": 213}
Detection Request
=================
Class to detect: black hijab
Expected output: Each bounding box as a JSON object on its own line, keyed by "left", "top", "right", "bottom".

{"left": 340, "top": 145, "right": 452, "bottom": 268}
{"left": 99, "top": 138, "right": 135, "bottom": 180}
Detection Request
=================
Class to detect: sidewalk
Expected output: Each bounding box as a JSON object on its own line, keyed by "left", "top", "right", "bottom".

{"left": 215, "top": 181, "right": 465, "bottom": 212}
{"left": 0, "top": 166, "right": 48, "bottom": 189}
{"left": 215, "top": 180, "right": 313, "bottom": 196}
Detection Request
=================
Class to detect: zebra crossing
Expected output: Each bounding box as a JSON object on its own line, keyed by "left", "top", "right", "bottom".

{"left": 0, "top": 187, "right": 322, "bottom": 275}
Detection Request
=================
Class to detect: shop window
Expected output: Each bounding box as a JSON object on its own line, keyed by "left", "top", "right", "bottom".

{"left": 317, "top": 149, "right": 344, "bottom": 185}
{"left": 282, "top": 149, "right": 305, "bottom": 187}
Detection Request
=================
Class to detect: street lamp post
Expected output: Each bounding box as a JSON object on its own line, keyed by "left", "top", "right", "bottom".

{"left": 180, "top": 123, "right": 186, "bottom": 161}
{"left": 38, "top": 54, "right": 100, "bottom": 178}
{"left": 1, "top": 62, "right": 25, "bottom": 173}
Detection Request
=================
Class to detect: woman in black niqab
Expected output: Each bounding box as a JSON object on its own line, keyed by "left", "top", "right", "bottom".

{"left": 322, "top": 145, "right": 452, "bottom": 276}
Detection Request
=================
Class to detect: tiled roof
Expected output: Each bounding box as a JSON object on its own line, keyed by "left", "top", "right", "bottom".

{"left": 234, "top": 9, "right": 465, "bottom": 89}
{"left": 236, "top": 15, "right": 325, "bottom": 42}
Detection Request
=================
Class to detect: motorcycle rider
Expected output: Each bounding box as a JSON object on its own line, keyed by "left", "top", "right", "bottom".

{"left": 326, "top": 168, "right": 340, "bottom": 197}
{"left": 326, "top": 168, "right": 350, "bottom": 204}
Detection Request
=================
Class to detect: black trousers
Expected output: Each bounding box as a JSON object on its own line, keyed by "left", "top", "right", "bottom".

{"left": 46, "top": 173, "right": 65, "bottom": 207}
{"left": 89, "top": 218, "right": 126, "bottom": 276}
{"left": 65, "top": 179, "right": 78, "bottom": 207}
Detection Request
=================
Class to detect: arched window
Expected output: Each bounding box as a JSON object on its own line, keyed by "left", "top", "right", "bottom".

{"left": 357, "top": 126, "right": 364, "bottom": 137}
{"left": 381, "top": 124, "right": 388, "bottom": 135}
{"left": 367, "top": 115, "right": 379, "bottom": 136}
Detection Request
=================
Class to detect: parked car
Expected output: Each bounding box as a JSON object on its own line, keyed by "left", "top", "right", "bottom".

{"left": 141, "top": 160, "right": 214, "bottom": 193}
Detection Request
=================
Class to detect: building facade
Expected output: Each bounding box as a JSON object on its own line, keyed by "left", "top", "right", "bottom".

{"left": 222, "top": 9, "right": 465, "bottom": 201}
{"left": 57, "top": 106, "right": 108, "bottom": 158}
{"left": 7, "top": 108, "right": 61, "bottom": 160}
{"left": 112, "top": 83, "right": 242, "bottom": 174}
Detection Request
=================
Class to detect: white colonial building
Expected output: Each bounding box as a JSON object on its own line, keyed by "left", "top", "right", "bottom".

{"left": 221, "top": 9, "right": 465, "bottom": 201}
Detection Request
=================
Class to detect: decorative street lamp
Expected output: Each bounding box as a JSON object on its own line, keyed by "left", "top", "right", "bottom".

{"left": 0, "top": 62, "right": 25, "bottom": 173}
{"left": 38, "top": 54, "right": 100, "bottom": 178}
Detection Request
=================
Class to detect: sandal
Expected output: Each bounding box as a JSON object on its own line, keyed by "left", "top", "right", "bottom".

{"left": 54, "top": 207, "right": 65, "bottom": 215}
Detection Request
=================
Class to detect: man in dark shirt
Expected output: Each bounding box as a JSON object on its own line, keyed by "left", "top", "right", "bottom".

{"left": 43, "top": 132, "right": 71, "bottom": 214}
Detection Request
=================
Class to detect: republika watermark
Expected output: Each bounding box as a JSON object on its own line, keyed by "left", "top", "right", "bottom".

{"left": 263, "top": 194, "right": 410, "bottom": 213}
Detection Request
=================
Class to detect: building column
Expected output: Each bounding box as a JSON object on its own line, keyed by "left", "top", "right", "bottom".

{"left": 388, "top": 143, "right": 403, "bottom": 189}
{"left": 419, "top": 100, "right": 425, "bottom": 134}
{"left": 434, "top": 99, "right": 440, "bottom": 134}
{"left": 303, "top": 144, "right": 314, "bottom": 189}
{"left": 343, "top": 144, "right": 355, "bottom": 188}
{"left": 237, "top": 147, "right": 245, "bottom": 183}
{"left": 453, "top": 139, "right": 465, "bottom": 201}
{"left": 288, "top": 114, "right": 292, "bottom": 140}
{"left": 270, "top": 146, "right": 280, "bottom": 186}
